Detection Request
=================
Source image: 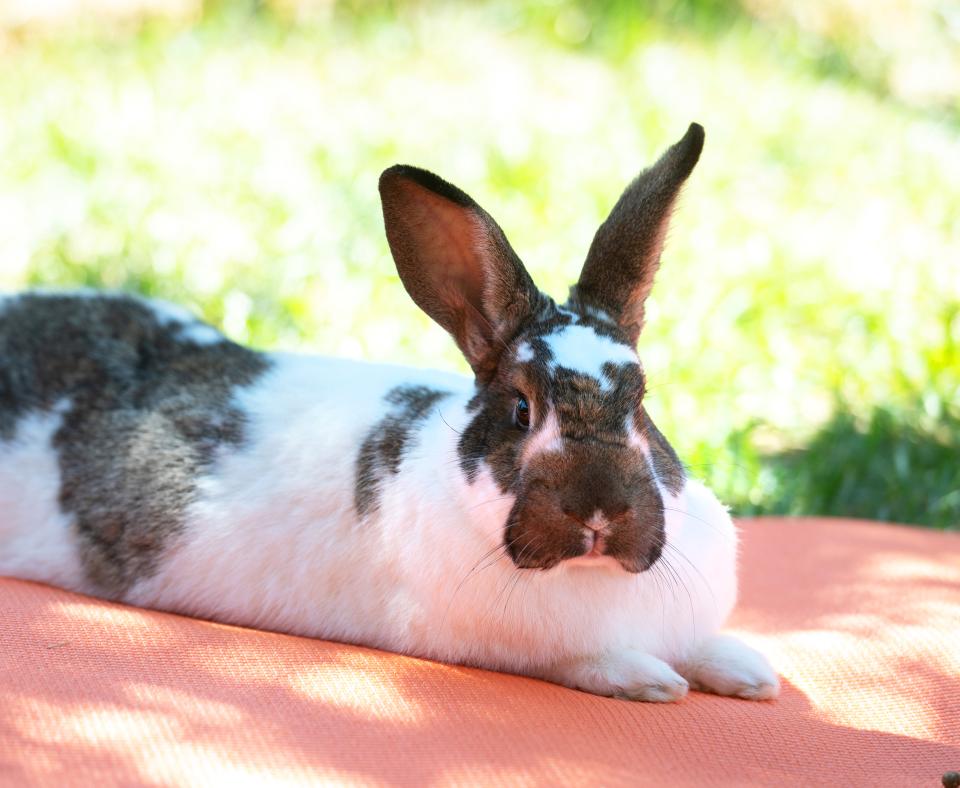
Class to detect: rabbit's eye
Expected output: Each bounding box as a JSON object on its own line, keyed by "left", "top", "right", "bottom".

{"left": 514, "top": 396, "right": 530, "bottom": 430}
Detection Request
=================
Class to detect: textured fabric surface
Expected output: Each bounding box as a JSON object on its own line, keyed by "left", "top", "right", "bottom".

{"left": 1, "top": 517, "right": 958, "bottom": 787}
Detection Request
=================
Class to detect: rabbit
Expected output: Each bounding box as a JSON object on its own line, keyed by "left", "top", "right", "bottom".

{"left": 0, "top": 123, "right": 779, "bottom": 702}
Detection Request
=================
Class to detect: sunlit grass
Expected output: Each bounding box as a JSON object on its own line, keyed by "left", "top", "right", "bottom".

{"left": 0, "top": 2, "right": 956, "bottom": 527}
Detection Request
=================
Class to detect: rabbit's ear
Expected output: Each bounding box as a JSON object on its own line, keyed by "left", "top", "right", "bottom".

{"left": 380, "top": 166, "right": 544, "bottom": 379}
{"left": 569, "top": 123, "right": 704, "bottom": 344}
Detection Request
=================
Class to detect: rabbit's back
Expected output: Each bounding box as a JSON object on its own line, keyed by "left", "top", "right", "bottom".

{"left": 0, "top": 292, "right": 270, "bottom": 597}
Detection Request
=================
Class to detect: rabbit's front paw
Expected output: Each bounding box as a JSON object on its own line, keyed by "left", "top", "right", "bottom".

{"left": 547, "top": 650, "right": 689, "bottom": 702}
{"left": 679, "top": 634, "right": 780, "bottom": 700}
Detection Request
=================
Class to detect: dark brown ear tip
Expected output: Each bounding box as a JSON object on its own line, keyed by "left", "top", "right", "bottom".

{"left": 378, "top": 164, "right": 475, "bottom": 208}
{"left": 379, "top": 164, "right": 424, "bottom": 197}
{"left": 686, "top": 122, "right": 705, "bottom": 141}
{"left": 379, "top": 164, "right": 408, "bottom": 186}
{"left": 674, "top": 122, "right": 705, "bottom": 171}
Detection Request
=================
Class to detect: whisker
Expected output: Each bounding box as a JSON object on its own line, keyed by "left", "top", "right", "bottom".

{"left": 661, "top": 506, "right": 735, "bottom": 541}
{"left": 499, "top": 537, "right": 542, "bottom": 625}
{"left": 467, "top": 495, "right": 516, "bottom": 512}
{"left": 440, "top": 534, "right": 524, "bottom": 632}
{"left": 436, "top": 408, "right": 463, "bottom": 436}
{"left": 680, "top": 462, "right": 755, "bottom": 479}
{"left": 489, "top": 537, "right": 539, "bottom": 624}
{"left": 659, "top": 545, "right": 696, "bottom": 643}
{"left": 664, "top": 542, "right": 719, "bottom": 618}
{"left": 646, "top": 558, "right": 668, "bottom": 643}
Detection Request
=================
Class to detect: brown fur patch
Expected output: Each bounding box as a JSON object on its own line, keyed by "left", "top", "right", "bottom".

{"left": 0, "top": 293, "right": 269, "bottom": 596}
{"left": 639, "top": 408, "right": 685, "bottom": 495}
{"left": 355, "top": 384, "right": 451, "bottom": 516}
{"left": 570, "top": 123, "right": 704, "bottom": 343}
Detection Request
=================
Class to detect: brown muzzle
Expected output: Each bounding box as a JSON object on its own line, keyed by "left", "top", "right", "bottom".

{"left": 505, "top": 442, "right": 665, "bottom": 572}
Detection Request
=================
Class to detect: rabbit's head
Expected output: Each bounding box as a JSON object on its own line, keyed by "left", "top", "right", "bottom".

{"left": 379, "top": 124, "right": 703, "bottom": 573}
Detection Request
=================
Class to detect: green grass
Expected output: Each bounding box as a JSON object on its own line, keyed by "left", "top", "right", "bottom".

{"left": 747, "top": 403, "right": 960, "bottom": 528}
{"left": 0, "top": 1, "right": 957, "bottom": 528}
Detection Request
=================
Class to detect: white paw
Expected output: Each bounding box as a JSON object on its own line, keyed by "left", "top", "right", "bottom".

{"left": 548, "top": 650, "right": 689, "bottom": 703}
{"left": 680, "top": 634, "right": 780, "bottom": 700}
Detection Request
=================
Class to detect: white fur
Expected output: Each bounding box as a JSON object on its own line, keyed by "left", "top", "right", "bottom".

{"left": 127, "top": 352, "right": 748, "bottom": 688}
{"left": 627, "top": 414, "right": 668, "bottom": 495}
{"left": 680, "top": 634, "right": 780, "bottom": 700}
{"left": 0, "top": 402, "right": 90, "bottom": 592}
{"left": 515, "top": 341, "right": 534, "bottom": 363}
{"left": 544, "top": 323, "right": 639, "bottom": 389}
{"left": 0, "top": 326, "right": 777, "bottom": 702}
{"left": 520, "top": 407, "right": 563, "bottom": 461}
{"left": 579, "top": 304, "right": 616, "bottom": 324}
{"left": 542, "top": 649, "right": 689, "bottom": 702}
{"left": 145, "top": 298, "right": 224, "bottom": 346}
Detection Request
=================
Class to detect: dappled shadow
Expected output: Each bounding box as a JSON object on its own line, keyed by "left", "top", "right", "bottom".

{"left": 1, "top": 570, "right": 959, "bottom": 785}
{"left": 732, "top": 517, "right": 960, "bottom": 748}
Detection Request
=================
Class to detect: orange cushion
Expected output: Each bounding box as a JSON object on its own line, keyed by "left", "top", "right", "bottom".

{"left": 1, "top": 517, "right": 958, "bottom": 786}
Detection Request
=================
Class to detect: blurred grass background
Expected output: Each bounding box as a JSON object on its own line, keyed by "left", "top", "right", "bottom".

{"left": 0, "top": 0, "right": 957, "bottom": 528}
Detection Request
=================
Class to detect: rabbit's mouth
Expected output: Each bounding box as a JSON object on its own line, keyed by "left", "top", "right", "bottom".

{"left": 504, "top": 523, "right": 663, "bottom": 573}
{"left": 502, "top": 475, "right": 666, "bottom": 574}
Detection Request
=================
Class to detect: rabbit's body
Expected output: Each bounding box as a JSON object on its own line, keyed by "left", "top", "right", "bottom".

{"left": 0, "top": 291, "right": 732, "bottom": 673}
{"left": 0, "top": 125, "right": 780, "bottom": 701}
{"left": 130, "top": 361, "right": 736, "bottom": 679}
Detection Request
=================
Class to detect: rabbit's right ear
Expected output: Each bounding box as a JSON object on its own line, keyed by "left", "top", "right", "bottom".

{"left": 569, "top": 123, "right": 704, "bottom": 344}
{"left": 379, "top": 166, "right": 544, "bottom": 380}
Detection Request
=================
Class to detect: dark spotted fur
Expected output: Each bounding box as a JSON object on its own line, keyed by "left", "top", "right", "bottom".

{"left": 497, "top": 319, "right": 684, "bottom": 571}
{"left": 457, "top": 304, "right": 681, "bottom": 489}
{"left": 453, "top": 302, "right": 684, "bottom": 572}
{"left": 380, "top": 125, "right": 703, "bottom": 573}
{"left": 355, "top": 384, "right": 451, "bottom": 516}
{"left": 0, "top": 293, "right": 269, "bottom": 596}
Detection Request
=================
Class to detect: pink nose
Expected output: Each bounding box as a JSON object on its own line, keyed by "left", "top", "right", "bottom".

{"left": 584, "top": 512, "right": 608, "bottom": 533}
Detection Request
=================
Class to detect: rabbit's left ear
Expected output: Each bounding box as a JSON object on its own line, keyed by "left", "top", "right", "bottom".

{"left": 569, "top": 123, "right": 704, "bottom": 344}
{"left": 379, "top": 165, "right": 545, "bottom": 381}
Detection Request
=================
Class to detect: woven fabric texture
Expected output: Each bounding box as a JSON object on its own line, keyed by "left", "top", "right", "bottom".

{"left": 1, "top": 517, "right": 958, "bottom": 787}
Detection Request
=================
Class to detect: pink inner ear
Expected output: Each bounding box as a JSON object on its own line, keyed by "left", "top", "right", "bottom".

{"left": 396, "top": 181, "right": 486, "bottom": 312}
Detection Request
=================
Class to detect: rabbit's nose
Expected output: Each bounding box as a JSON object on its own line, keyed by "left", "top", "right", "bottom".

{"left": 562, "top": 508, "right": 609, "bottom": 530}
{"left": 584, "top": 511, "right": 609, "bottom": 532}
